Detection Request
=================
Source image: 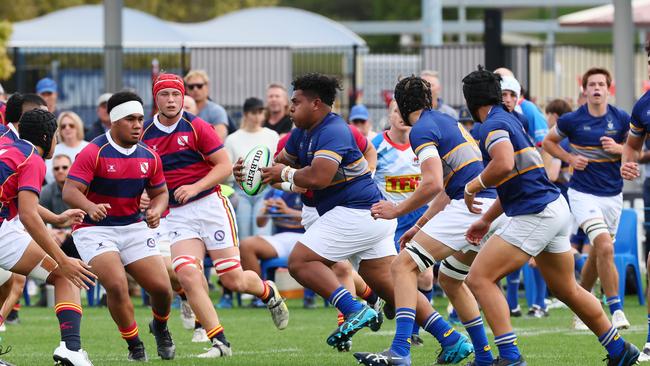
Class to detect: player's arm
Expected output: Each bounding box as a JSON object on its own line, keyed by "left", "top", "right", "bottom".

{"left": 256, "top": 201, "right": 271, "bottom": 228}
{"left": 62, "top": 179, "right": 111, "bottom": 222}
{"left": 363, "top": 142, "right": 377, "bottom": 173}
{"left": 213, "top": 124, "right": 228, "bottom": 142}
{"left": 542, "top": 127, "right": 572, "bottom": 163}
{"left": 174, "top": 149, "right": 231, "bottom": 205}
{"left": 18, "top": 190, "right": 96, "bottom": 289}
{"left": 281, "top": 157, "right": 338, "bottom": 190}
{"left": 144, "top": 184, "right": 168, "bottom": 229}
{"left": 621, "top": 133, "right": 645, "bottom": 180}
{"left": 37, "top": 205, "right": 85, "bottom": 227}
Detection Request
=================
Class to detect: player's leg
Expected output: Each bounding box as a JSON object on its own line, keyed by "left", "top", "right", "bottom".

{"left": 411, "top": 268, "right": 434, "bottom": 345}
{"left": 535, "top": 249, "right": 639, "bottom": 364}
{"left": 641, "top": 254, "right": 650, "bottom": 361}
{"left": 439, "top": 251, "right": 494, "bottom": 366}
{"left": 240, "top": 236, "right": 280, "bottom": 277}
{"left": 0, "top": 274, "right": 24, "bottom": 328}
{"left": 505, "top": 267, "right": 523, "bottom": 317}
{"left": 126, "top": 255, "right": 175, "bottom": 360}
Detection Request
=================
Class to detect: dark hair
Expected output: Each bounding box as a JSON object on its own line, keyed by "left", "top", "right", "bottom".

{"left": 394, "top": 76, "right": 432, "bottom": 124}
{"left": 582, "top": 67, "right": 612, "bottom": 89}
{"left": 107, "top": 91, "right": 143, "bottom": 113}
{"left": 462, "top": 65, "right": 502, "bottom": 120}
{"left": 5, "top": 93, "right": 24, "bottom": 123}
{"left": 22, "top": 93, "right": 46, "bottom": 108}
{"left": 545, "top": 99, "right": 572, "bottom": 117}
{"left": 18, "top": 109, "right": 57, "bottom": 157}
{"left": 291, "top": 73, "right": 341, "bottom": 106}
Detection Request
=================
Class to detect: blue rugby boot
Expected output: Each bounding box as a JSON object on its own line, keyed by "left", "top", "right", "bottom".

{"left": 605, "top": 341, "right": 640, "bottom": 366}
{"left": 326, "top": 305, "right": 378, "bottom": 349}
{"left": 492, "top": 355, "right": 527, "bottom": 366}
{"left": 437, "top": 333, "right": 474, "bottom": 364}
{"left": 354, "top": 350, "right": 411, "bottom": 366}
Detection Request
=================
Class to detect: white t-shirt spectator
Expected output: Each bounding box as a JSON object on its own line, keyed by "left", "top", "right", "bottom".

{"left": 198, "top": 100, "right": 229, "bottom": 127}
{"left": 45, "top": 141, "right": 89, "bottom": 183}
{"left": 225, "top": 127, "right": 279, "bottom": 164}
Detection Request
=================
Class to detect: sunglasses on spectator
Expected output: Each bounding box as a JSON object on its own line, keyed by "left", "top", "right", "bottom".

{"left": 351, "top": 119, "right": 367, "bottom": 124}
{"left": 53, "top": 165, "right": 69, "bottom": 171}
{"left": 187, "top": 83, "right": 205, "bottom": 90}
{"left": 61, "top": 123, "right": 76, "bottom": 129}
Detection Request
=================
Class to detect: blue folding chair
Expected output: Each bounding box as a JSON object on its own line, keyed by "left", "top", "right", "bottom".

{"left": 260, "top": 257, "right": 289, "bottom": 281}
{"left": 614, "top": 208, "right": 645, "bottom": 306}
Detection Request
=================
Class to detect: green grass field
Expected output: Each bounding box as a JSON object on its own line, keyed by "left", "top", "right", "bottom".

{"left": 1, "top": 296, "right": 648, "bottom": 366}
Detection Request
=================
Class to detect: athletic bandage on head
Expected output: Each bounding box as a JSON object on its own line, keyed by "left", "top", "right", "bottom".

{"left": 417, "top": 145, "right": 439, "bottom": 163}
{"left": 440, "top": 257, "right": 471, "bottom": 281}
{"left": 0, "top": 269, "right": 12, "bottom": 287}
{"left": 172, "top": 255, "right": 201, "bottom": 273}
{"left": 404, "top": 240, "right": 437, "bottom": 273}
{"left": 153, "top": 73, "right": 185, "bottom": 98}
{"left": 583, "top": 218, "right": 610, "bottom": 244}
{"left": 29, "top": 256, "right": 58, "bottom": 281}
{"left": 214, "top": 256, "right": 241, "bottom": 276}
{"left": 109, "top": 101, "right": 144, "bottom": 123}
{"left": 500, "top": 76, "right": 521, "bottom": 100}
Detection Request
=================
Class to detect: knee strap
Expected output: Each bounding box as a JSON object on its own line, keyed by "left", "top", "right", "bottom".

{"left": 583, "top": 218, "right": 610, "bottom": 244}
{"left": 172, "top": 255, "right": 201, "bottom": 273}
{"left": 214, "top": 256, "right": 241, "bottom": 276}
{"left": 439, "top": 256, "right": 470, "bottom": 281}
{"left": 405, "top": 240, "right": 436, "bottom": 273}
{"left": 0, "top": 269, "right": 12, "bottom": 287}
{"left": 29, "top": 256, "right": 57, "bottom": 281}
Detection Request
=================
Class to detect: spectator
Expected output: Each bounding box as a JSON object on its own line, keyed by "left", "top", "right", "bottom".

{"left": 183, "top": 95, "right": 198, "bottom": 115}
{"left": 420, "top": 70, "right": 459, "bottom": 119}
{"left": 184, "top": 69, "right": 229, "bottom": 140}
{"left": 349, "top": 104, "right": 376, "bottom": 140}
{"left": 458, "top": 106, "right": 475, "bottom": 132}
{"left": 0, "top": 83, "right": 5, "bottom": 125}
{"left": 45, "top": 111, "right": 89, "bottom": 183}
{"left": 85, "top": 93, "right": 112, "bottom": 141}
{"left": 225, "top": 97, "right": 279, "bottom": 238}
{"left": 263, "top": 83, "right": 293, "bottom": 136}
{"left": 35, "top": 77, "right": 58, "bottom": 115}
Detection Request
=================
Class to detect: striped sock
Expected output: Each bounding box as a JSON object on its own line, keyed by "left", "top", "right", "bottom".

{"left": 206, "top": 324, "right": 229, "bottom": 346}
{"left": 599, "top": 326, "right": 625, "bottom": 357}
{"left": 605, "top": 296, "right": 623, "bottom": 314}
{"left": 152, "top": 309, "right": 170, "bottom": 332}
{"left": 337, "top": 312, "right": 345, "bottom": 326}
{"left": 0, "top": 315, "right": 4, "bottom": 326}
{"left": 328, "top": 287, "right": 363, "bottom": 317}
{"left": 412, "top": 287, "right": 433, "bottom": 336}
{"left": 647, "top": 315, "right": 650, "bottom": 343}
{"left": 55, "top": 302, "right": 82, "bottom": 351}
{"left": 118, "top": 322, "right": 141, "bottom": 348}
{"left": 391, "top": 308, "right": 416, "bottom": 357}
{"left": 359, "top": 285, "right": 378, "bottom": 306}
{"left": 260, "top": 281, "right": 275, "bottom": 303}
{"left": 423, "top": 311, "right": 460, "bottom": 347}
{"left": 463, "top": 316, "right": 494, "bottom": 366}
{"left": 494, "top": 332, "right": 520, "bottom": 361}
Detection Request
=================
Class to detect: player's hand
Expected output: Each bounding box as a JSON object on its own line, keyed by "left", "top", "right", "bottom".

{"left": 569, "top": 154, "right": 589, "bottom": 171}
{"left": 140, "top": 192, "right": 151, "bottom": 211}
{"left": 55, "top": 209, "right": 86, "bottom": 227}
{"left": 145, "top": 209, "right": 161, "bottom": 229}
{"left": 465, "top": 218, "right": 490, "bottom": 246}
{"left": 233, "top": 158, "right": 245, "bottom": 185}
{"left": 600, "top": 136, "right": 622, "bottom": 155}
{"left": 370, "top": 200, "right": 400, "bottom": 220}
{"left": 291, "top": 185, "right": 308, "bottom": 194}
{"left": 399, "top": 225, "right": 420, "bottom": 250}
{"left": 261, "top": 163, "right": 285, "bottom": 185}
{"left": 86, "top": 203, "right": 111, "bottom": 222}
{"left": 174, "top": 184, "right": 201, "bottom": 205}
{"left": 57, "top": 257, "right": 96, "bottom": 290}
{"left": 464, "top": 189, "right": 483, "bottom": 214}
{"left": 621, "top": 162, "right": 640, "bottom": 180}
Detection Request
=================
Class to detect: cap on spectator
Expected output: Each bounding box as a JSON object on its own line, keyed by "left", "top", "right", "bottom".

{"left": 97, "top": 93, "right": 112, "bottom": 106}
{"left": 36, "top": 78, "right": 57, "bottom": 94}
{"left": 458, "top": 106, "right": 474, "bottom": 123}
{"left": 349, "top": 104, "right": 369, "bottom": 121}
{"left": 243, "top": 97, "right": 264, "bottom": 113}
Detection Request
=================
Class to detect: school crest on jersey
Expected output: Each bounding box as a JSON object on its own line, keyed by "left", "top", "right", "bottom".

{"left": 140, "top": 162, "right": 149, "bottom": 174}
{"left": 0, "top": 149, "right": 7, "bottom": 156}
{"left": 177, "top": 135, "right": 189, "bottom": 147}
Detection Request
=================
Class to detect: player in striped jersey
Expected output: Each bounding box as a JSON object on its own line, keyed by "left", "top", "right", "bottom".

{"left": 0, "top": 109, "right": 96, "bottom": 366}
{"left": 463, "top": 66, "right": 638, "bottom": 366}
{"left": 63, "top": 92, "right": 175, "bottom": 362}
{"left": 141, "top": 74, "right": 289, "bottom": 358}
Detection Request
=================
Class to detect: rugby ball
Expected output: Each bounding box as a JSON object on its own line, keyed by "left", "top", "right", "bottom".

{"left": 241, "top": 145, "right": 272, "bottom": 196}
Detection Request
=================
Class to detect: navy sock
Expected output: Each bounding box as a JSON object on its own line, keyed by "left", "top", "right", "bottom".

{"left": 55, "top": 304, "right": 82, "bottom": 351}
{"left": 423, "top": 311, "right": 460, "bottom": 347}
{"left": 328, "top": 287, "right": 363, "bottom": 317}
{"left": 411, "top": 287, "right": 433, "bottom": 336}
{"left": 573, "top": 253, "right": 585, "bottom": 273}
{"left": 494, "top": 332, "right": 520, "bottom": 361}
{"left": 390, "top": 308, "right": 416, "bottom": 357}
{"left": 599, "top": 326, "right": 625, "bottom": 357}
{"left": 647, "top": 315, "right": 650, "bottom": 343}
{"left": 463, "top": 316, "right": 494, "bottom": 366}
{"left": 605, "top": 296, "right": 623, "bottom": 314}
{"left": 506, "top": 269, "right": 521, "bottom": 311}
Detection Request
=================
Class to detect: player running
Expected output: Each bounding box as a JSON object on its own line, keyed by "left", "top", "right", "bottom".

{"left": 355, "top": 76, "right": 495, "bottom": 366}
{"left": 254, "top": 73, "right": 472, "bottom": 363}
{"left": 0, "top": 109, "right": 96, "bottom": 365}
{"left": 543, "top": 67, "right": 630, "bottom": 330}
{"left": 140, "top": 73, "right": 288, "bottom": 358}
{"left": 63, "top": 92, "right": 175, "bottom": 361}
{"left": 462, "top": 66, "right": 639, "bottom": 366}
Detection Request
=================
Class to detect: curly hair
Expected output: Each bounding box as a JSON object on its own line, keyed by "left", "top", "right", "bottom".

{"left": 291, "top": 73, "right": 341, "bottom": 107}
{"left": 18, "top": 109, "right": 57, "bottom": 157}
{"left": 462, "top": 65, "right": 502, "bottom": 120}
{"left": 393, "top": 75, "right": 432, "bottom": 124}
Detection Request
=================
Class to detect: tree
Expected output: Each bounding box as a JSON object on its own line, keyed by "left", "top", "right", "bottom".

{"left": 0, "top": 21, "right": 14, "bottom": 80}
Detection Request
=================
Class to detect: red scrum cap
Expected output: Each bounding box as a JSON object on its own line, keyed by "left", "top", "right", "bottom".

{"left": 153, "top": 73, "right": 185, "bottom": 98}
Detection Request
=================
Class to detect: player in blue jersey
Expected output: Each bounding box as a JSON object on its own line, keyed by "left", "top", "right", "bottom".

{"left": 462, "top": 66, "right": 639, "bottom": 366}
{"left": 252, "top": 73, "right": 471, "bottom": 363}
{"left": 543, "top": 67, "right": 630, "bottom": 330}
{"left": 355, "top": 76, "right": 494, "bottom": 366}
{"left": 371, "top": 99, "right": 432, "bottom": 346}
{"left": 621, "top": 40, "right": 650, "bottom": 362}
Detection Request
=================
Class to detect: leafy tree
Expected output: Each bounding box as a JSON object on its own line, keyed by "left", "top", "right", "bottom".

{"left": 0, "top": 21, "right": 14, "bottom": 79}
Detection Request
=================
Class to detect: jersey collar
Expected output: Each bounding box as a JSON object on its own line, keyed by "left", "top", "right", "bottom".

{"left": 153, "top": 113, "right": 180, "bottom": 133}
{"left": 105, "top": 131, "right": 137, "bottom": 156}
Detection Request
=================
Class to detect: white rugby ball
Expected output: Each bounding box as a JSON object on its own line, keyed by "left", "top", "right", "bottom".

{"left": 241, "top": 145, "right": 272, "bottom": 196}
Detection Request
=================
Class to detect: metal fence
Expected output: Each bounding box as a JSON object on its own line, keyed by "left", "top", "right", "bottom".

{"left": 3, "top": 44, "right": 648, "bottom": 130}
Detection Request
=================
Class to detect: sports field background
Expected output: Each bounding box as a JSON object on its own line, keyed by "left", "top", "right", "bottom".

{"left": 1, "top": 295, "right": 648, "bottom": 365}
